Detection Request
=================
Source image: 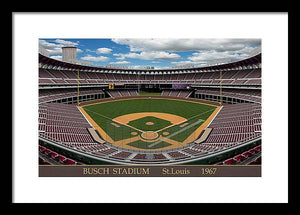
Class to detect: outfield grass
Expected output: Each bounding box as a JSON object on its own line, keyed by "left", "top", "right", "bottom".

{"left": 84, "top": 98, "right": 214, "bottom": 118}
{"left": 83, "top": 98, "right": 216, "bottom": 149}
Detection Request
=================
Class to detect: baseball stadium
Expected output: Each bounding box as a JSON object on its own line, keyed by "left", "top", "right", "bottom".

{"left": 38, "top": 43, "right": 262, "bottom": 166}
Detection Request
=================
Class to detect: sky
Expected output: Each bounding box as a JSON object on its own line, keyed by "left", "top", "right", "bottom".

{"left": 39, "top": 38, "right": 261, "bottom": 69}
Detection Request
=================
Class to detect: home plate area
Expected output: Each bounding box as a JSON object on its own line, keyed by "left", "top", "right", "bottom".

{"left": 110, "top": 112, "right": 203, "bottom": 149}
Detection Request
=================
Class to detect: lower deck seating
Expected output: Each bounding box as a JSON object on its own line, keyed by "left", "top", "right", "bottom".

{"left": 213, "top": 144, "right": 262, "bottom": 165}
{"left": 107, "top": 89, "right": 139, "bottom": 98}
{"left": 39, "top": 88, "right": 105, "bottom": 104}
{"left": 39, "top": 144, "right": 77, "bottom": 165}
{"left": 38, "top": 95, "right": 261, "bottom": 165}
{"left": 194, "top": 88, "right": 261, "bottom": 103}
{"left": 161, "top": 90, "right": 192, "bottom": 98}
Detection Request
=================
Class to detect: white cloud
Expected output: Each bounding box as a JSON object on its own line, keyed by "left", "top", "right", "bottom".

{"left": 46, "top": 48, "right": 62, "bottom": 55}
{"left": 96, "top": 48, "right": 112, "bottom": 54}
{"left": 39, "top": 40, "right": 62, "bottom": 54}
{"left": 170, "top": 60, "right": 207, "bottom": 68}
{"left": 40, "top": 38, "right": 261, "bottom": 68}
{"left": 39, "top": 39, "right": 59, "bottom": 48}
{"left": 49, "top": 55, "right": 62, "bottom": 61}
{"left": 54, "top": 39, "right": 79, "bottom": 46}
{"left": 77, "top": 49, "right": 83, "bottom": 53}
{"left": 111, "top": 38, "right": 261, "bottom": 66}
{"left": 187, "top": 49, "right": 252, "bottom": 63}
{"left": 80, "top": 54, "right": 109, "bottom": 62}
{"left": 39, "top": 39, "right": 82, "bottom": 55}
{"left": 108, "top": 61, "right": 131, "bottom": 65}
{"left": 111, "top": 38, "right": 261, "bottom": 53}
{"left": 86, "top": 49, "right": 94, "bottom": 52}
{"left": 171, "top": 60, "right": 194, "bottom": 65}
{"left": 113, "top": 51, "right": 180, "bottom": 61}
{"left": 171, "top": 47, "right": 257, "bottom": 67}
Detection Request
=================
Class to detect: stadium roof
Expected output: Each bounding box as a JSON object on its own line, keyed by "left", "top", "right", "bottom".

{"left": 39, "top": 52, "right": 261, "bottom": 72}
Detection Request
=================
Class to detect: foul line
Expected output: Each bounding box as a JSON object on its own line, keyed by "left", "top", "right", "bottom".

{"left": 148, "top": 119, "right": 205, "bottom": 148}
{"left": 84, "top": 107, "right": 143, "bottom": 132}
{"left": 185, "top": 108, "right": 217, "bottom": 121}
{"left": 155, "top": 107, "right": 216, "bottom": 133}
{"left": 84, "top": 107, "right": 113, "bottom": 121}
{"left": 147, "top": 108, "right": 216, "bottom": 148}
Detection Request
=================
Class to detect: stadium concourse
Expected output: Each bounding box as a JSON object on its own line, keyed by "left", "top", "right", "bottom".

{"left": 38, "top": 53, "right": 262, "bottom": 165}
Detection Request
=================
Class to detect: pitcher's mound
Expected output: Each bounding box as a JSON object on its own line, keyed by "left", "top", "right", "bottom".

{"left": 145, "top": 122, "right": 154, "bottom": 125}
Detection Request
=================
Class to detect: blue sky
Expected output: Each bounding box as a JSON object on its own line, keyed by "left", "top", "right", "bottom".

{"left": 39, "top": 38, "right": 261, "bottom": 69}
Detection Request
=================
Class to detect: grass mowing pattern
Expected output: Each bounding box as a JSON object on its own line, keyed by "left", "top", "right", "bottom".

{"left": 128, "top": 116, "right": 172, "bottom": 131}
{"left": 83, "top": 98, "right": 216, "bottom": 147}
{"left": 138, "top": 92, "right": 162, "bottom": 96}
{"left": 162, "top": 109, "right": 216, "bottom": 142}
{"left": 127, "top": 140, "right": 172, "bottom": 149}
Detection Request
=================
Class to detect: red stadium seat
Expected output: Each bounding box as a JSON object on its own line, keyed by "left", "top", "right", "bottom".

{"left": 43, "top": 149, "right": 52, "bottom": 156}
{"left": 63, "top": 158, "right": 76, "bottom": 165}
{"left": 55, "top": 155, "right": 66, "bottom": 163}
{"left": 242, "top": 151, "right": 252, "bottom": 158}
{"left": 234, "top": 154, "right": 246, "bottom": 163}
{"left": 254, "top": 145, "right": 261, "bottom": 152}
{"left": 50, "top": 152, "right": 58, "bottom": 159}
{"left": 248, "top": 161, "right": 257, "bottom": 165}
{"left": 39, "top": 157, "right": 45, "bottom": 164}
{"left": 39, "top": 146, "right": 46, "bottom": 152}
{"left": 43, "top": 161, "right": 51, "bottom": 165}
{"left": 224, "top": 158, "right": 236, "bottom": 165}
{"left": 255, "top": 156, "right": 261, "bottom": 164}
{"left": 248, "top": 148, "right": 257, "bottom": 155}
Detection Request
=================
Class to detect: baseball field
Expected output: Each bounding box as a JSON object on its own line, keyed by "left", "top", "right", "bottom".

{"left": 79, "top": 98, "right": 221, "bottom": 151}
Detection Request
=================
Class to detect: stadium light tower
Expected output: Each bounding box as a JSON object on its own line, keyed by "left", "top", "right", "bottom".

{"left": 220, "top": 70, "right": 223, "bottom": 106}
{"left": 77, "top": 70, "right": 80, "bottom": 106}
{"left": 138, "top": 72, "right": 141, "bottom": 94}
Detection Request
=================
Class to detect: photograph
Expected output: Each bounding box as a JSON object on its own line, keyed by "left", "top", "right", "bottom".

{"left": 38, "top": 38, "right": 262, "bottom": 177}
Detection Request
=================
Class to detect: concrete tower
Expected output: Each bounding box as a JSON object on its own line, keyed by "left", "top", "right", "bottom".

{"left": 62, "top": 46, "right": 77, "bottom": 63}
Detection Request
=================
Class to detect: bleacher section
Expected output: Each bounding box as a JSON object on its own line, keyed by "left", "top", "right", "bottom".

{"left": 38, "top": 100, "right": 261, "bottom": 165}
{"left": 39, "top": 88, "right": 105, "bottom": 104}
{"left": 194, "top": 88, "right": 261, "bottom": 104}
{"left": 214, "top": 144, "right": 261, "bottom": 165}
{"left": 39, "top": 144, "right": 79, "bottom": 165}
{"left": 39, "top": 68, "right": 261, "bottom": 87}
{"left": 107, "top": 89, "right": 138, "bottom": 98}
{"left": 161, "top": 90, "right": 192, "bottom": 98}
{"left": 205, "top": 103, "right": 262, "bottom": 144}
